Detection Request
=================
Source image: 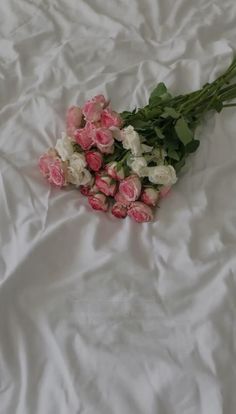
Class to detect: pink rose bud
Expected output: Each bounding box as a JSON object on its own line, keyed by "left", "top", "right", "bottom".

{"left": 74, "top": 123, "right": 95, "bottom": 150}
{"left": 114, "top": 192, "right": 131, "bottom": 207}
{"left": 88, "top": 193, "right": 109, "bottom": 212}
{"left": 140, "top": 187, "right": 160, "bottom": 206}
{"left": 128, "top": 202, "right": 153, "bottom": 223}
{"left": 111, "top": 202, "right": 127, "bottom": 219}
{"left": 80, "top": 185, "right": 92, "bottom": 196}
{"left": 94, "top": 128, "right": 114, "bottom": 153}
{"left": 92, "top": 94, "right": 108, "bottom": 108}
{"left": 105, "top": 161, "right": 125, "bottom": 181}
{"left": 38, "top": 149, "right": 67, "bottom": 188}
{"left": 119, "top": 175, "right": 142, "bottom": 202}
{"left": 100, "top": 108, "right": 123, "bottom": 129}
{"left": 95, "top": 173, "right": 117, "bottom": 197}
{"left": 85, "top": 151, "right": 103, "bottom": 172}
{"left": 48, "top": 159, "right": 67, "bottom": 187}
{"left": 38, "top": 152, "right": 54, "bottom": 178}
{"left": 66, "top": 106, "right": 83, "bottom": 138}
{"left": 159, "top": 186, "right": 172, "bottom": 199}
{"left": 82, "top": 99, "right": 103, "bottom": 122}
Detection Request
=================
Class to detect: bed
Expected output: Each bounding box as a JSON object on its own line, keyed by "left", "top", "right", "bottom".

{"left": 1, "top": 0, "right": 236, "bottom": 413}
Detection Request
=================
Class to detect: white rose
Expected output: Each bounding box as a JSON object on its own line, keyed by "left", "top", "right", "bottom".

{"left": 68, "top": 167, "right": 92, "bottom": 187}
{"left": 69, "top": 152, "right": 86, "bottom": 172}
{"left": 122, "top": 125, "right": 142, "bottom": 156}
{"left": 130, "top": 157, "right": 147, "bottom": 177}
{"left": 55, "top": 133, "right": 74, "bottom": 161}
{"left": 148, "top": 165, "right": 177, "bottom": 186}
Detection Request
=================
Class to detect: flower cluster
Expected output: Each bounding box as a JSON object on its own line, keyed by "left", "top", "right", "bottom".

{"left": 39, "top": 95, "right": 177, "bottom": 222}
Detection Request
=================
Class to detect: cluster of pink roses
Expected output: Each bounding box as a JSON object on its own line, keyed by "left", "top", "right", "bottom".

{"left": 39, "top": 95, "right": 171, "bottom": 223}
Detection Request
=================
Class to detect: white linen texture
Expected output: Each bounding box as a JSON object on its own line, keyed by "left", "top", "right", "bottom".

{"left": 0, "top": 0, "right": 236, "bottom": 413}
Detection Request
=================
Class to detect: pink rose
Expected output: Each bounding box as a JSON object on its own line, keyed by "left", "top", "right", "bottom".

{"left": 119, "top": 175, "right": 141, "bottom": 202}
{"left": 48, "top": 160, "right": 67, "bottom": 187}
{"left": 85, "top": 151, "right": 103, "bottom": 172}
{"left": 38, "top": 148, "right": 60, "bottom": 178}
{"left": 66, "top": 106, "right": 83, "bottom": 138}
{"left": 140, "top": 187, "right": 160, "bottom": 206}
{"left": 38, "top": 153, "right": 52, "bottom": 178}
{"left": 88, "top": 193, "right": 109, "bottom": 212}
{"left": 74, "top": 123, "right": 95, "bottom": 150}
{"left": 94, "top": 128, "right": 114, "bottom": 153}
{"left": 100, "top": 108, "right": 123, "bottom": 129}
{"left": 114, "top": 192, "right": 131, "bottom": 207}
{"left": 80, "top": 184, "right": 98, "bottom": 197}
{"left": 80, "top": 185, "right": 92, "bottom": 196}
{"left": 82, "top": 99, "right": 103, "bottom": 122}
{"left": 92, "top": 94, "right": 108, "bottom": 108}
{"left": 128, "top": 202, "right": 153, "bottom": 223}
{"left": 159, "top": 186, "right": 172, "bottom": 199}
{"left": 95, "top": 173, "right": 117, "bottom": 197}
{"left": 111, "top": 202, "right": 127, "bottom": 219}
{"left": 105, "top": 161, "right": 125, "bottom": 181}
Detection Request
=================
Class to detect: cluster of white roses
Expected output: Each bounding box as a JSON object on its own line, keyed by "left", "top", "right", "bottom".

{"left": 121, "top": 125, "right": 177, "bottom": 187}
{"left": 55, "top": 133, "right": 92, "bottom": 186}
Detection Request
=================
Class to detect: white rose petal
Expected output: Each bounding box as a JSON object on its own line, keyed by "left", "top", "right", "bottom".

{"left": 55, "top": 133, "right": 74, "bottom": 161}
{"left": 122, "top": 125, "right": 142, "bottom": 156}
{"left": 148, "top": 165, "right": 177, "bottom": 186}
{"left": 80, "top": 169, "right": 93, "bottom": 186}
{"left": 68, "top": 167, "right": 92, "bottom": 187}
{"left": 141, "top": 144, "right": 153, "bottom": 153}
{"left": 69, "top": 152, "right": 87, "bottom": 173}
{"left": 130, "top": 157, "right": 147, "bottom": 177}
{"left": 110, "top": 126, "right": 123, "bottom": 141}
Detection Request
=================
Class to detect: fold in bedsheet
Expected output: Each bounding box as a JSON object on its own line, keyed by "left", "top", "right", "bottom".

{"left": 0, "top": 1, "right": 236, "bottom": 413}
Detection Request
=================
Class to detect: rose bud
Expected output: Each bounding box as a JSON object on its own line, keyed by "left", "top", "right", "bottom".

{"left": 119, "top": 175, "right": 141, "bottom": 202}
{"left": 100, "top": 108, "right": 123, "bottom": 129}
{"left": 105, "top": 161, "right": 125, "bottom": 181}
{"left": 95, "top": 173, "right": 117, "bottom": 197}
{"left": 93, "top": 128, "right": 114, "bottom": 153}
{"left": 88, "top": 193, "right": 108, "bottom": 212}
{"left": 82, "top": 99, "right": 103, "bottom": 122}
{"left": 74, "top": 122, "right": 95, "bottom": 150}
{"left": 111, "top": 202, "right": 127, "bottom": 219}
{"left": 128, "top": 202, "right": 153, "bottom": 223}
{"left": 140, "top": 187, "right": 160, "bottom": 206}
{"left": 86, "top": 151, "right": 103, "bottom": 172}
{"left": 114, "top": 191, "right": 131, "bottom": 207}
{"left": 92, "top": 94, "right": 108, "bottom": 108}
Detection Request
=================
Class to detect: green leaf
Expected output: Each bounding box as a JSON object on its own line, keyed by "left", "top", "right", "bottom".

{"left": 185, "top": 139, "right": 200, "bottom": 153}
{"left": 161, "top": 107, "right": 180, "bottom": 119}
{"left": 131, "top": 119, "right": 151, "bottom": 130}
{"left": 174, "top": 117, "right": 193, "bottom": 145}
{"left": 154, "top": 127, "right": 164, "bottom": 139}
{"left": 214, "top": 100, "right": 223, "bottom": 113}
{"left": 174, "top": 158, "right": 186, "bottom": 173}
{"left": 168, "top": 150, "right": 180, "bottom": 161}
{"left": 149, "top": 82, "right": 169, "bottom": 105}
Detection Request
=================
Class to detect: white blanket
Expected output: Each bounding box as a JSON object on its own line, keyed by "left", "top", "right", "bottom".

{"left": 1, "top": 1, "right": 236, "bottom": 413}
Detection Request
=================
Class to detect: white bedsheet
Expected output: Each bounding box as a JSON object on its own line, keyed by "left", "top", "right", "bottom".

{"left": 1, "top": 1, "right": 236, "bottom": 413}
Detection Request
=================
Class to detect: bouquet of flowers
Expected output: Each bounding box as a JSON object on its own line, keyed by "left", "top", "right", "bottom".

{"left": 39, "top": 58, "right": 236, "bottom": 222}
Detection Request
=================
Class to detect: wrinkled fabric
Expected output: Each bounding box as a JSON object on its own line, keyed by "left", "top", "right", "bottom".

{"left": 1, "top": 1, "right": 236, "bottom": 413}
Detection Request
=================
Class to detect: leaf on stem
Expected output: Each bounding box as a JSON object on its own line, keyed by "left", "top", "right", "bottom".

{"left": 161, "top": 107, "right": 180, "bottom": 119}
{"left": 167, "top": 150, "right": 180, "bottom": 161}
{"left": 149, "top": 82, "right": 172, "bottom": 105}
{"left": 174, "top": 117, "right": 193, "bottom": 145}
{"left": 185, "top": 139, "right": 200, "bottom": 153}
